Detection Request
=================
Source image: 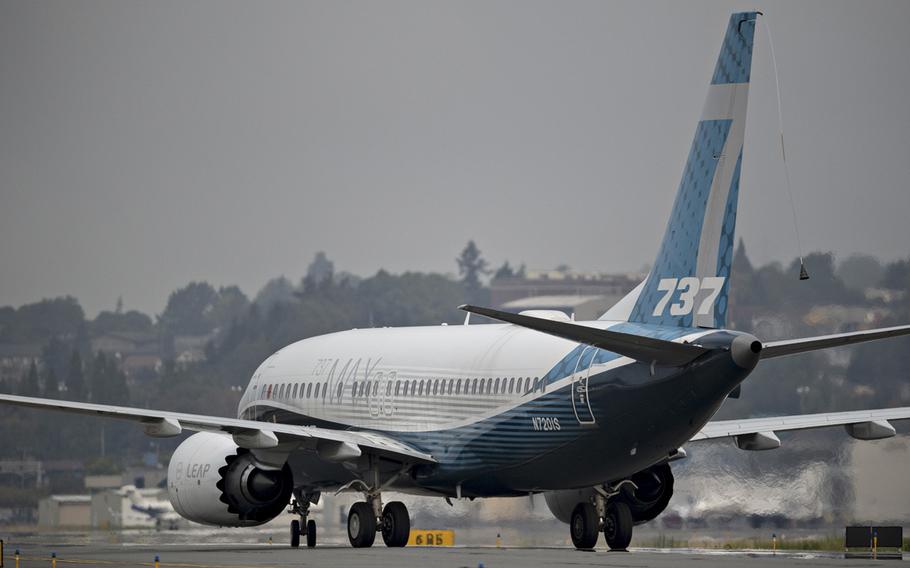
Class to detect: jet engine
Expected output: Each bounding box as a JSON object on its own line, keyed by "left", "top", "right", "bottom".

{"left": 617, "top": 463, "right": 674, "bottom": 525}
{"left": 544, "top": 463, "right": 674, "bottom": 526}
{"left": 167, "top": 432, "right": 293, "bottom": 527}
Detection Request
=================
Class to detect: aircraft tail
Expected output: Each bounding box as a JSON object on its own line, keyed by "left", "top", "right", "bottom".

{"left": 611, "top": 12, "right": 759, "bottom": 328}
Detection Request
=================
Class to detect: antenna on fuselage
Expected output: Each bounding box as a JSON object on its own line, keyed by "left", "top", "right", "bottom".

{"left": 464, "top": 312, "right": 471, "bottom": 325}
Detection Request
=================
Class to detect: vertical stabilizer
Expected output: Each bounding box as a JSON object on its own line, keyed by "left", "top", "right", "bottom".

{"left": 619, "top": 12, "right": 758, "bottom": 328}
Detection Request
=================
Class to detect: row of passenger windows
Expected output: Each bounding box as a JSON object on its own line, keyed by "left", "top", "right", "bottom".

{"left": 260, "top": 376, "right": 545, "bottom": 402}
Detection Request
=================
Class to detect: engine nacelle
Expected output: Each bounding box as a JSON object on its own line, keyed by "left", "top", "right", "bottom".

{"left": 618, "top": 463, "right": 674, "bottom": 525}
{"left": 167, "top": 432, "right": 293, "bottom": 527}
{"left": 544, "top": 463, "right": 674, "bottom": 526}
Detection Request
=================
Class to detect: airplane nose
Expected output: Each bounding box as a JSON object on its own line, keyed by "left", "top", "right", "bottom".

{"left": 730, "top": 333, "right": 762, "bottom": 370}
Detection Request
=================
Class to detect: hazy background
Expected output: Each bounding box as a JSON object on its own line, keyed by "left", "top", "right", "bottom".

{"left": 1, "top": 0, "right": 908, "bottom": 316}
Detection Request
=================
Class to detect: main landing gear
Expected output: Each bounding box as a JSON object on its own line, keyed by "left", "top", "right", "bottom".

{"left": 289, "top": 491, "right": 318, "bottom": 548}
{"left": 347, "top": 494, "right": 411, "bottom": 548}
{"left": 570, "top": 489, "right": 633, "bottom": 551}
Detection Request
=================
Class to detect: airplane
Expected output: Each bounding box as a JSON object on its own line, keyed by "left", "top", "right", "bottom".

{"left": 117, "top": 484, "right": 184, "bottom": 530}
{"left": 2, "top": 10, "right": 909, "bottom": 551}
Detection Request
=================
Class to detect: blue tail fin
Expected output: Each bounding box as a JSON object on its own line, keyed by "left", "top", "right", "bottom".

{"left": 625, "top": 12, "right": 759, "bottom": 329}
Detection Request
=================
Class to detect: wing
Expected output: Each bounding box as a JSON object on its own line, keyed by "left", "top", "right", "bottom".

{"left": 459, "top": 304, "right": 708, "bottom": 366}
{"left": 760, "top": 324, "right": 910, "bottom": 359}
{"left": 692, "top": 406, "right": 910, "bottom": 450}
{"left": 0, "top": 394, "right": 434, "bottom": 464}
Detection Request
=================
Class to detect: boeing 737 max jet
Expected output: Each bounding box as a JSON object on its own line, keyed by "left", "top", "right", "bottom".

{"left": 2, "top": 12, "right": 909, "bottom": 550}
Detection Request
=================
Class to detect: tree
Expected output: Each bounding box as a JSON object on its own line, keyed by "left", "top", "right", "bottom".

{"left": 493, "top": 261, "right": 516, "bottom": 280}
{"left": 159, "top": 282, "right": 218, "bottom": 335}
{"left": 0, "top": 297, "right": 85, "bottom": 344}
{"left": 306, "top": 252, "right": 334, "bottom": 287}
{"left": 456, "top": 241, "right": 489, "bottom": 295}
{"left": 92, "top": 310, "right": 153, "bottom": 334}
{"left": 21, "top": 360, "right": 40, "bottom": 396}
{"left": 90, "top": 352, "right": 129, "bottom": 405}
{"left": 43, "top": 367, "right": 59, "bottom": 398}
{"left": 837, "top": 254, "right": 883, "bottom": 292}
{"left": 67, "top": 351, "right": 85, "bottom": 400}
{"left": 254, "top": 276, "right": 297, "bottom": 313}
{"left": 208, "top": 286, "right": 250, "bottom": 330}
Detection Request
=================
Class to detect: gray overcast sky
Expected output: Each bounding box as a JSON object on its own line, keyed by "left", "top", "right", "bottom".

{"left": 1, "top": 0, "right": 908, "bottom": 317}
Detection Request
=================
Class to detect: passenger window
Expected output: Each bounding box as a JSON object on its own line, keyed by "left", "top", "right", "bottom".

{"left": 374, "top": 381, "right": 380, "bottom": 396}
{"left": 487, "top": 380, "right": 493, "bottom": 394}
{"left": 306, "top": 383, "right": 312, "bottom": 398}
{"left": 502, "top": 380, "right": 507, "bottom": 394}
{"left": 479, "top": 379, "right": 485, "bottom": 394}
{"left": 293, "top": 384, "right": 299, "bottom": 398}
{"left": 365, "top": 381, "right": 372, "bottom": 397}
{"left": 448, "top": 379, "right": 454, "bottom": 395}
{"left": 494, "top": 378, "right": 500, "bottom": 394}
{"left": 395, "top": 381, "right": 401, "bottom": 396}
{"left": 456, "top": 379, "right": 462, "bottom": 395}
{"left": 524, "top": 377, "right": 531, "bottom": 393}
{"left": 432, "top": 380, "right": 439, "bottom": 395}
{"left": 472, "top": 379, "right": 478, "bottom": 394}
{"left": 418, "top": 380, "right": 424, "bottom": 396}
{"left": 358, "top": 382, "right": 366, "bottom": 397}
{"left": 278, "top": 384, "right": 285, "bottom": 398}
{"left": 509, "top": 377, "right": 515, "bottom": 393}
{"left": 351, "top": 381, "right": 358, "bottom": 398}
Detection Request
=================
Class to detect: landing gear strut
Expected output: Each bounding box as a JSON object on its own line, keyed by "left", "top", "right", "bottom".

{"left": 289, "top": 491, "right": 319, "bottom": 548}
{"left": 343, "top": 461, "right": 411, "bottom": 548}
{"left": 347, "top": 494, "right": 411, "bottom": 547}
{"left": 570, "top": 486, "right": 634, "bottom": 551}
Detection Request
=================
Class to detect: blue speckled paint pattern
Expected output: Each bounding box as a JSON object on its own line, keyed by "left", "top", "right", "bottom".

{"left": 628, "top": 119, "right": 732, "bottom": 327}
{"left": 711, "top": 13, "right": 757, "bottom": 85}
{"left": 711, "top": 150, "right": 743, "bottom": 327}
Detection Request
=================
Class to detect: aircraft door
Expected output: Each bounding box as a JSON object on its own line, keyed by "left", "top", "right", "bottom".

{"left": 571, "top": 346, "right": 596, "bottom": 426}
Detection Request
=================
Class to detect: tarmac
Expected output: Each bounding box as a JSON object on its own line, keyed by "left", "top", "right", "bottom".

{"left": 3, "top": 540, "right": 902, "bottom": 568}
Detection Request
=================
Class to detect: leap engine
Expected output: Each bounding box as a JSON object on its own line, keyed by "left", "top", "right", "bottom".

{"left": 167, "top": 432, "right": 293, "bottom": 526}
{"left": 544, "top": 463, "right": 674, "bottom": 526}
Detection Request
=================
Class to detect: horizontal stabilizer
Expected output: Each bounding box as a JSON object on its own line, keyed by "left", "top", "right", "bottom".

{"left": 761, "top": 324, "right": 910, "bottom": 359}
{"left": 458, "top": 304, "right": 708, "bottom": 367}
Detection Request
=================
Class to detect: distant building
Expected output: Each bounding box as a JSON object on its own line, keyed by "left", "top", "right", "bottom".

{"left": 91, "top": 332, "right": 161, "bottom": 377}
{"left": 173, "top": 334, "right": 210, "bottom": 368}
{"left": 0, "top": 343, "right": 42, "bottom": 384}
{"left": 500, "top": 295, "right": 614, "bottom": 321}
{"left": 491, "top": 269, "right": 641, "bottom": 319}
{"left": 38, "top": 495, "right": 92, "bottom": 528}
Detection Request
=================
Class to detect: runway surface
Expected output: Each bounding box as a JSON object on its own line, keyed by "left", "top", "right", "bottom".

{"left": 4, "top": 541, "right": 900, "bottom": 568}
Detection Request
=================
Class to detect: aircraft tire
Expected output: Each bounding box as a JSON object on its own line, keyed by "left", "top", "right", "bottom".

{"left": 604, "top": 501, "right": 633, "bottom": 551}
{"left": 348, "top": 502, "right": 376, "bottom": 548}
{"left": 381, "top": 501, "right": 410, "bottom": 547}
{"left": 570, "top": 502, "right": 599, "bottom": 550}
{"left": 306, "top": 519, "right": 317, "bottom": 548}
{"left": 290, "top": 519, "right": 300, "bottom": 548}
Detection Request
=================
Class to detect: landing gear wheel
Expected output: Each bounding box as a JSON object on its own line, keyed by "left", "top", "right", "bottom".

{"left": 290, "top": 519, "right": 300, "bottom": 548}
{"left": 306, "top": 519, "right": 317, "bottom": 548}
{"left": 570, "top": 502, "right": 599, "bottom": 550}
{"left": 381, "top": 501, "right": 410, "bottom": 547}
{"left": 604, "top": 500, "right": 633, "bottom": 551}
{"left": 348, "top": 502, "right": 377, "bottom": 548}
